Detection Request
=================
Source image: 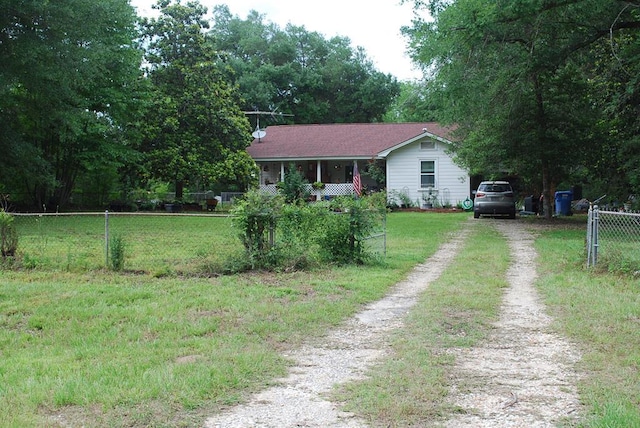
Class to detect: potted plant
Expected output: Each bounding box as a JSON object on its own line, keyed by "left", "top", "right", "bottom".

{"left": 312, "top": 181, "right": 325, "bottom": 190}
{"left": 165, "top": 199, "right": 183, "bottom": 213}
{"left": 421, "top": 187, "right": 438, "bottom": 209}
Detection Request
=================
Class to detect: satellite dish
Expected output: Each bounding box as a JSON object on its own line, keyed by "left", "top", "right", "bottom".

{"left": 252, "top": 129, "right": 266, "bottom": 140}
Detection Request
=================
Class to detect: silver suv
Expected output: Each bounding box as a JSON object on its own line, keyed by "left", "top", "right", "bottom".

{"left": 473, "top": 181, "right": 516, "bottom": 219}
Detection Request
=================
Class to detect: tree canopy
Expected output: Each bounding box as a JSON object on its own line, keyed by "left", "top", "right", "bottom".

{"left": 0, "top": 0, "right": 143, "bottom": 209}
{"left": 138, "top": 0, "right": 256, "bottom": 199}
{"left": 209, "top": 5, "right": 401, "bottom": 125}
{"left": 404, "top": 0, "right": 640, "bottom": 216}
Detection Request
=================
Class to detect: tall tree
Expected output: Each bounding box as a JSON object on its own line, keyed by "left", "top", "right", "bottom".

{"left": 140, "top": 0, "right": 256, "bottom": 199}
{"left": 0, "top": 0, "right": 143, "bottom": 209}
{"left": 210, "top": 6, "right": 400, "bottom": 124}
{"left": 404, "top": 0, "right": 640, "bottom": 216}
{"left": 585, "top": 8, "right": 640, "bottom": 201}
{"left": 383, "top": 81, "right": 439, "bottom": 123}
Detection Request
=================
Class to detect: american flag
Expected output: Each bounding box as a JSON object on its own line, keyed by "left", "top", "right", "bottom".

{"left": 353, "top": 162, "right": 362, "bottom": 197}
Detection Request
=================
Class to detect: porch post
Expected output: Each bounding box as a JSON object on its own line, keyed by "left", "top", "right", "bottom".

{"left": 280, "top": 162, "right": 285, "bottom": 181}
{"left": 316, "top": 161, "right": 322, "bottom": 183}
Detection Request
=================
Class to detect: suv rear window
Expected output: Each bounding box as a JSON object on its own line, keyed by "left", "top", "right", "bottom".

{"left": 479, "top": 183, "right": 512, "bottom": 192}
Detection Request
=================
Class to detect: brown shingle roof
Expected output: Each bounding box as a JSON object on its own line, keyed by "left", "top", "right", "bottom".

{"left": 246, "top": 122, "right": 453, "bottom": 160}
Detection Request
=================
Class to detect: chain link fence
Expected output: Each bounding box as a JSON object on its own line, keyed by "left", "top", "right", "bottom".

{"left": 587, "top": 205, "right": 640, "bottom": 273}
{"left": 8, "top": 212, "right": 236, "bottom": 274}
{"left": 5, "top": 209, "right": 386, "bottom": 274}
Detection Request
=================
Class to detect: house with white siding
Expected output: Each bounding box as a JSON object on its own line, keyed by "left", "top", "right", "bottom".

{"left": 246, "top": 123, "right": 472, "bottom": 207}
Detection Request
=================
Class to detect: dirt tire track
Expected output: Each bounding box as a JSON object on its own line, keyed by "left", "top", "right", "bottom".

{"left": 204, "top": 220, "right": 584, "bottom": 427}
{"left": 204, "top": 228, "right": 468, "bottom": 427}
{"left": 440, "top": 221, "right": 583, "bottom": 427}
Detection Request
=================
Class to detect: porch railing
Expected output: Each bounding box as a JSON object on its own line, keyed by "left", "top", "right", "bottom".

{"left": 259, "top": 183, "right": 356, "bottom": 197}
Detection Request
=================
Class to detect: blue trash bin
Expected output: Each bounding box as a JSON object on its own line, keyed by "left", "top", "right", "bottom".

{"left": 554, "top": 191, "right": 573, "bottom": 216}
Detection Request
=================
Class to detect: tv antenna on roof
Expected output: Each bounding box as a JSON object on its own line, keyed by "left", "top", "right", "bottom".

{"left": 243, "top": 109, "right": 294, "bottom": 142}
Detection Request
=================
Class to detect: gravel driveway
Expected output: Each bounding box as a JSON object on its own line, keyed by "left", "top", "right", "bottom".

{"left": 205, "top": 220, "right": 583, "bottom": 427}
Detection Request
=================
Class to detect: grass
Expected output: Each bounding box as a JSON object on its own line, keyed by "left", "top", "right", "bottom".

{"left": 3, "top": 213, "right": 639, "bottom": 427}
{"left": 338, "top": 216, "right": 640, "bottom": 427}
{"left": 0, "top": 211, "right": 469, "bottom": 427}
{"left": 12, "top": 214, "right": 240, "bottom": 274}
{"left": 337, "top": 221, "right": 510, "bottom": 426}
{"left": 534, "top": 222, "right": 640, "bottom": 428}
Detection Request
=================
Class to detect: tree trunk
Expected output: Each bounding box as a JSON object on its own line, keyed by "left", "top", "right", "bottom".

{"left": 175, "top": 180, "right": 184, "bottom": 200}
{"left": 542, "top": 161, "right": 553, "bottom": 220}
{"left": 534, "top": 74, "right": 554, "bottom": 219}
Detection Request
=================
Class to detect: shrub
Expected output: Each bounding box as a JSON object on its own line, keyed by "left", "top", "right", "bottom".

{"left": 109, "top": 234, "right": 126, "bottom": 271}
{"left": 231, "top": 189, "right": 284, "bottom": 270}
{"left": 230, "top": 191, "right": 387, "bottom": 271}
{"left": 278, "top": 163, "right": 310, "bottom": 203}
{"left": 316, "top": 195, "right": 386, "bottom": 264}
{"left": 388, "top": 189, "right": 414, "bottom": 208}
{"left": 0, "top": 210, "right": 18, "bottom": 258}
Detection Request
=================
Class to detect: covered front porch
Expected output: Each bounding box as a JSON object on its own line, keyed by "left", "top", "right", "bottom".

{"left": 257, "top": 159, "right": 378, "bottom": 197}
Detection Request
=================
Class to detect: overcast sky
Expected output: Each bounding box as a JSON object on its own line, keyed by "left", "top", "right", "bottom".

{"left": 130, "top": 0, "right": 426, "bottom": 81}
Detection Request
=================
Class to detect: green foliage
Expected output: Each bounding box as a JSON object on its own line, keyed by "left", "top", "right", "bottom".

{"left": 278, "top": 164, "right": 310, "bottom": 204}
{"left": 210, "top": 5, "right": 400, "bottom": 124}
{"left": 273, "top": 203, "right": 321, "bottom": 270}
{"left": 403, "top": 0, "right": 640, "bottom": 217}
{"left": 0, "top": 0, "right": 144, "bottom": 209}
{"left": 109, "top": 234, "right": 126, "bottom": 271}
{"left": 388, "top": 189, "right": 414, "bottom": 208}
{"left": 315, "top": 196, "right": 386, "bottom": 264}
{"left": 364, "top": 160, "right": 386, "bottom": 186}
{"left": 0, "top": 210, "right": 18, "bottom": 258}
{"left": 231, "top": 191, "right": 387, "bottom": 271}
{"left": 383, "top": 81, "right": 440, "bottom": 123}
{"left": 139, "top": 0, "right": 254, "bottom": 199}
{"left": 231, "top": 189, "right": 284, "bottom": 270}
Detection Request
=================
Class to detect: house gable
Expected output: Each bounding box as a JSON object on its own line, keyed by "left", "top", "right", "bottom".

{"left": 377, "top": 132, "right": 452, "bottom": 158}
{"left": 385, "top": 136, "right": 470, "bottom": 207}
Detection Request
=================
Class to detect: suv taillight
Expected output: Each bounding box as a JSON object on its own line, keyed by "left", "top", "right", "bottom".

{"left": 475, "top": 192, "right": 485, "bottom": 198}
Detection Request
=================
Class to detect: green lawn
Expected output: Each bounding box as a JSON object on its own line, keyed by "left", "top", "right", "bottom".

{"left": 0, "top": 211, "right": 468, "bottom": 427}
{"left": 535, "top": 223, "right": 640, "bottom": 428}
{"left": 1, "top": 213, "right": 638, "bottom": 427}
{"left": 338, "top": 217, "right": 640, "bottom": 427}
{"left": 12, "top": 214, "right": 240, "bottom": 274}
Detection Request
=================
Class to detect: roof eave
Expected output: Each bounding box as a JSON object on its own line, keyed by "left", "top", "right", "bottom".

{"left": 250, "top": 155, "right": 381, "bottom": 162}
{"left": 377, "top": 132, "right": 452, "bottom": 158}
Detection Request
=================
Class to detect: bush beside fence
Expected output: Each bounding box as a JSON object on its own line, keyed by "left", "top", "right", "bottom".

{"left": 4, "top": 200, "right": 387, "bottom": 275}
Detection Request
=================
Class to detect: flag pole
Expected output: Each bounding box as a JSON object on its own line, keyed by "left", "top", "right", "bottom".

{"left": 353, "top": 161, "right": 362, "bottom": 198}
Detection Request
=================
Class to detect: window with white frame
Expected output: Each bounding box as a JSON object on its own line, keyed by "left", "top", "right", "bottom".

{"left": 420, "top": 139, "right": 436, "bottom": 150}
{"left": 420, "top": 160, "right": 436, "bottom": 188}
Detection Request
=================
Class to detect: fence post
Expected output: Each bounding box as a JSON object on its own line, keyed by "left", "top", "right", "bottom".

{"left": 592, "top": 205, "right": 599, "bottom": 266}
{"left": 587, "top": 205, "right": 599, "bottom": 268}
{"left": 382, "top": 214, "right": 387, "bottom": 257}
{"left": 105, "top": 210, "right": 109, "bottom": 268}
{"left": 587, "top": 205, "right": 593, "bottom": 267}
{"left": 268, "top": 221, "right": 275, "bottom": 248}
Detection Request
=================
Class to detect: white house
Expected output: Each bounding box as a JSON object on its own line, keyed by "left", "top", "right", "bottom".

{"left": 246, "top": 122, "right": 472, "bottom": 207}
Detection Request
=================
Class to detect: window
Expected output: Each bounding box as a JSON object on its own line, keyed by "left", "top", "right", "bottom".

{"left": 420, "top": 161, "right": 436, "bottom": 188}
{"left": 420, "top": 139, "right": 436, "bottom": 150}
